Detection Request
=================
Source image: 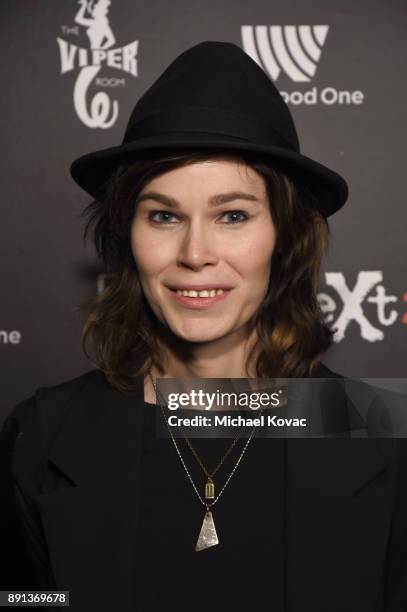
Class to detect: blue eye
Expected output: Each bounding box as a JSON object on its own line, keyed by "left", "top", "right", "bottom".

{"left": 148, "top": 210, "right": 249, "bottom": 225}
{"left": 149, "top": 211, "right": 178, "bottom": 224}
{"left": 221, "top": 211, "right": 248, "bottom": 224}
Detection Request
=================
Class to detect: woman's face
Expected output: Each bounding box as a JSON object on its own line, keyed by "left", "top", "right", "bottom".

{"left": 130, "top": 157, "right": 277, "bottom": 343}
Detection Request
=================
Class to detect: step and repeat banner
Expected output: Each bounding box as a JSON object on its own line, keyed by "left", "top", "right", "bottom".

{"left": 1, "top": 0, "right": 406, "bottom": 419}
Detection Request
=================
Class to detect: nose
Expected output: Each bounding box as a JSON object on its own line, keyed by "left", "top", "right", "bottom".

{"left": 176, "top": 219, "right": 219, "bottom": 270}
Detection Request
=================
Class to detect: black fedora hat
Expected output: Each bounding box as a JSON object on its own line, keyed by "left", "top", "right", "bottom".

{"left": 70, "top": 40, "right": 348, "bottom": 217}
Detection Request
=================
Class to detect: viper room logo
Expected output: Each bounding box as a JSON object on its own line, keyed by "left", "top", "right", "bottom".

{"left": 56, "top": 0, "right": 138, "bottom": 129}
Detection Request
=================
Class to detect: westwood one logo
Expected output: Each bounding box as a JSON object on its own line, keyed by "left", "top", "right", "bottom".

{"left": 56, "top": 0, "right": 138, "bottom": 128}
{"left": 319, "top": 271, "right": 407, "bottom": 342}
{"left": 241, "top": 25, "right": 364, "bottom": 106}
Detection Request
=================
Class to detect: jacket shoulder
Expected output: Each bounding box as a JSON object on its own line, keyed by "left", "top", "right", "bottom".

{"left": 315, "top": 361, "right": 344, "bottom": 378}
{"left": 1, "top": 369, "right": 107, "bottom": 465}
{"left": 7, "top": 370, "right": 104, "bottom": 428}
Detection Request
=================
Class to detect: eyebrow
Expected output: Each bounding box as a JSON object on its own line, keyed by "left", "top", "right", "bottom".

{"left": 135, "top": 190, "right": 261, "bottom": 209}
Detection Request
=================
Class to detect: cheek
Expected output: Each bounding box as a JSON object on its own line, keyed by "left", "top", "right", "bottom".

{"left": 234, "top": 228, "right": 276, "bottom": 274}
{"left": 130, "top": 225, "right": 170, "bottom": 275}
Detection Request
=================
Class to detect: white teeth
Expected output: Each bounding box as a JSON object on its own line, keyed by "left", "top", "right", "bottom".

{"left": 175, "top": 288, "right": 226, "bottom": 297}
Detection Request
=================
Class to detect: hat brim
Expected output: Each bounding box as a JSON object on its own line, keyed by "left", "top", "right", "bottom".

{"left": 70, "top": 133, "right": 348, "bottom": 217}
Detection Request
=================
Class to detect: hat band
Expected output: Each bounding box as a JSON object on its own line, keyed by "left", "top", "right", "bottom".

{"left": 123, "top": 106, "right": 298, "bottom": 151}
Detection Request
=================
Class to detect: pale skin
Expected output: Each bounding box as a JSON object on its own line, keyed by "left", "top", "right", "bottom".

{"left": 129, "top": 156, "right": 277, "bottom": 404}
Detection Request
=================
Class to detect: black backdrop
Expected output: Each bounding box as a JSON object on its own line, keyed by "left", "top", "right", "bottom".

{"left": 1, "top": 0, "right": 406, "bottom": 421}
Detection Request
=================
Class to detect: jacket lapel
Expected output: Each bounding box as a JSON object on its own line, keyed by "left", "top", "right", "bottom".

{"left": 286, "top": 436, "right": 395, "bottom": 610}
{"left": 36, "top": 372, "right": 145, "bottom": 611}
{"left": 285, "top": 369, "right": 396, "bottom": 610}
{"left": 24, "top": 369, "right": 395, "bottom": 612}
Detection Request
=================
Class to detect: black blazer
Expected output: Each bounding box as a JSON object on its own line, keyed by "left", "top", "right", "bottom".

{"left": 1, "top": 364, "right": 407, "bottom": 612}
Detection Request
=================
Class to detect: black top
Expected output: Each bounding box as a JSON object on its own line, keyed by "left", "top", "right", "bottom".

{"left": 133, "top": 400, "right": 285, "bottom": 610}
{"left": 1, "top": 364, "right": 407, "bottom": 611}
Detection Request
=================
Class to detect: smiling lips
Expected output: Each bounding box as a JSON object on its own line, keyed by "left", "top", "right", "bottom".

{"left": 167, "top": 286, "right": 231, "bottom": 309}
{"left": 174, "top": 288, "right": 226, "bottom": 297}
{"left": 167, "top": 283, "right": 233, "bottom": 291}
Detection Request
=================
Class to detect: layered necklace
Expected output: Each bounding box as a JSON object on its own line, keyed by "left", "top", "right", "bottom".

{"left": 148, "top": 372, "right": 264, "bottom": 551}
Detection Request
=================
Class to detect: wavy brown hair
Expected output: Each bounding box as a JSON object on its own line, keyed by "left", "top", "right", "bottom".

{"left": 78, "top": 148, "right": 333, "bottom": 392}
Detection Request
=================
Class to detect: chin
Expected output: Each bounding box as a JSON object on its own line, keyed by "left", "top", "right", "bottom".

{"left": 171, "top": 324, "right": 229, "bottom": 344}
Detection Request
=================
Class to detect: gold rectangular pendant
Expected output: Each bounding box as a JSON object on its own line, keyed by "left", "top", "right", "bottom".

{"left": 205, "top": 479, "right": 215, "bottom": 499}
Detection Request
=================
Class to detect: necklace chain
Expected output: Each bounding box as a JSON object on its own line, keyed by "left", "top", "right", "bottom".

{"left": 148, "top": 372, "right": 262, "bottom": 508}
{"left": 183, "top": 432, "right": 242, "bottom": 481}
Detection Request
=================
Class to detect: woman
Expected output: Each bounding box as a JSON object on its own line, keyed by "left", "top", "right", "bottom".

{"left": 1, "top": 41, "right": 406, "bottom": 611}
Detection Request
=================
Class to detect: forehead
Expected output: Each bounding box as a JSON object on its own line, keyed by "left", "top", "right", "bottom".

{"left": 141, "top": 157, "right": 266, "bottom": 194}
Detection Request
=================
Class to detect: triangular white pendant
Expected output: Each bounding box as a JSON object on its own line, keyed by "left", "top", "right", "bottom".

{"left": 195, "top": 509, "right": 219, "bottom": 551}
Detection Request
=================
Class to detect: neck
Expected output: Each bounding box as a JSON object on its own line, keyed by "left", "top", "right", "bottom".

{"left": 143, "top": 322, "right": 261, "bottom": 405}
{"left": 151, "top": 323, "right": 259, "bottom": 380}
